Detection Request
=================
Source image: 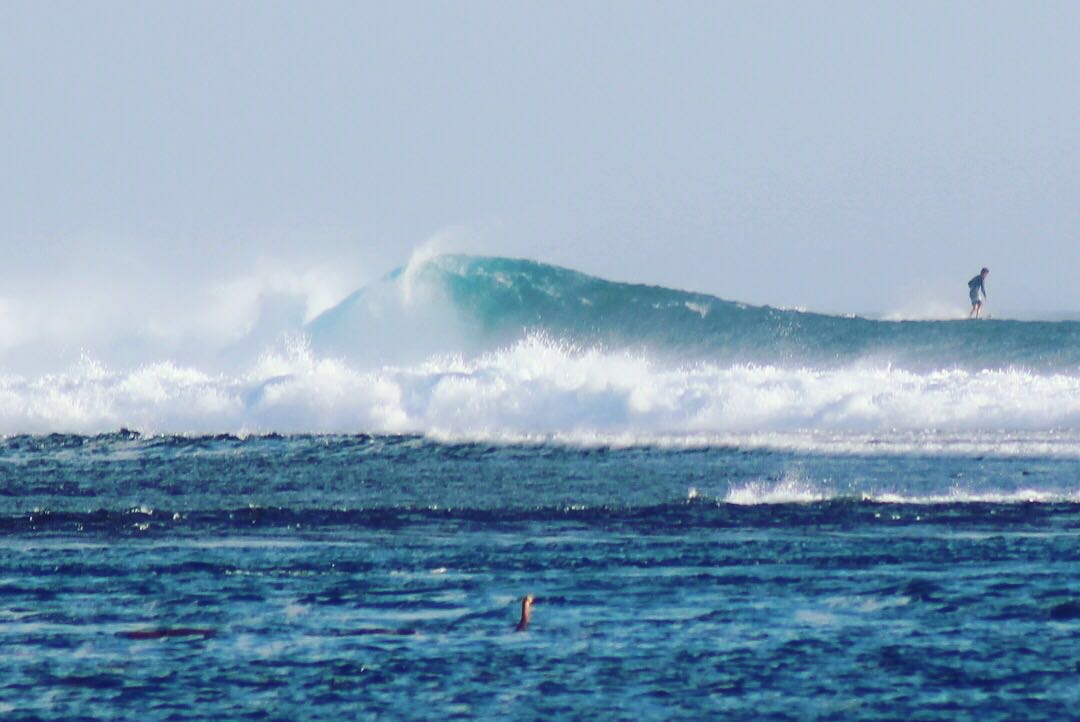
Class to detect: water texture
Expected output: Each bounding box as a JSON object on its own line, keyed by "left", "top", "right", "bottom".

{"left": 1, "top": 258, "right": 1077, "bottom": 719}
{"left": 0, "top": 435, "right": 1077, "bottom": 721}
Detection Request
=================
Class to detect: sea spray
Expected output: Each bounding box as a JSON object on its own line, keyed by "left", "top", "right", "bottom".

{"left": 2, "top": 334, "right": 1080, "bottom": 454}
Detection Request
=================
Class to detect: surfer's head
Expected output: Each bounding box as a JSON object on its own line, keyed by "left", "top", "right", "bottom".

{"left": 981, "top": 267, "right": 989, "bottom": 276}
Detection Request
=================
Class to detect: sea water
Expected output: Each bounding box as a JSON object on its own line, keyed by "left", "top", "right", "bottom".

{"left": 0, "top": 256, "right": 1077, "bottom": 720}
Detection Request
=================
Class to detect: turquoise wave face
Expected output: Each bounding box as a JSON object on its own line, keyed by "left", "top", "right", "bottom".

{"left": 307, "top": 255, "right": 1080, "bottom": 371}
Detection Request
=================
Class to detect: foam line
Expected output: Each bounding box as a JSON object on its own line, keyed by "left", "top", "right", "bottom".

{"left": 720, "top": 480, "right": 1080, "bottom": 505}
{"left": 1, "top": 336, "right": 1079, "bottom": 456}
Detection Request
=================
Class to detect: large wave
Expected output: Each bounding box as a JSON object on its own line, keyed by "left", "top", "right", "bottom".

{"left": 307, "top": 255, "right": 1080, "bottom": 371}
{"left": 2, "top": 254, "right": 1078, "bottom": 447}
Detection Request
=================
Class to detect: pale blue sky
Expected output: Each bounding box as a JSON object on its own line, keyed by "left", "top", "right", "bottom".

{"left": 2, "top": 1, "right": 1079, "bottom": 362}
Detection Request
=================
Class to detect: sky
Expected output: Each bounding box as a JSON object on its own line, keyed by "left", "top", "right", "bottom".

{"left": 2, "top": 1, "right": 1080, "bottom": 368}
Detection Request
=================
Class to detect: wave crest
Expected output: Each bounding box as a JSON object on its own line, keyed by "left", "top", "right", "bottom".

{"left": 304, "top": 255, "right": 1080, "bottom": 371}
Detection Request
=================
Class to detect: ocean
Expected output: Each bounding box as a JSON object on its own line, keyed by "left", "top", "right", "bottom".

{"left": 1, "top": 256, "right": 1077, "bottom": 720}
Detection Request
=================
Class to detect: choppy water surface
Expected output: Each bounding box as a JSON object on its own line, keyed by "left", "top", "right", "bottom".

{"left": 1, "top": 434, "right": 1077, "bottom": 720}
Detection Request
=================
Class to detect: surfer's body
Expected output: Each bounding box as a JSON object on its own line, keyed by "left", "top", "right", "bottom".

{"left": 968, "top": 268, "right": 989, "bottom": 319}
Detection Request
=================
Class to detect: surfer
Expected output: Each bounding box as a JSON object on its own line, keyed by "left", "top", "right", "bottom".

{"left": 968, "top": 267, "right": 989, "bottom": 319}
{"left": 515, "top": 595, "right": 534, "bottom": 632}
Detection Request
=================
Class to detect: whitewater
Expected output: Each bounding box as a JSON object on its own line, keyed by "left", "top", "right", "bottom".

{"left": 2, "top": 255, "right": 1079, "bottom": 455}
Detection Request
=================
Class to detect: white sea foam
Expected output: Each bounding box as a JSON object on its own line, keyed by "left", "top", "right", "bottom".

{"left": 718, "top": 479, "right": 1080, "bottom": 505}
{"left": 684, "top": 302, "right": 710, "bottom": 318}
{"left": 725, "top": 478, "right": 828, "bottom": 505}
{"left": 2, "top": 335, "right": 1080, "bottom": 456}
{"left": 866, "top": 488, "right": 1080, "bottom": 504}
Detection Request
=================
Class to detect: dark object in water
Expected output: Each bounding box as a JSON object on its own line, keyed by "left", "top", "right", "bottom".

{"left": 515, "top": 595, "right": 534, "bottom": 632}
{"left": 1049, "top": 600, "right": 1080, "bottom": 620}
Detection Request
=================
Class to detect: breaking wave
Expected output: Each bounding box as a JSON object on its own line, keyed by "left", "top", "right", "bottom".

{"left": 0, "top": 333, "right": 1079, "bottom": 455}
{"left": 306, "top": 255, "right": 1080, "bottom": 371}
{"left": 2, "top": 254, "right": 1079, "bottom": 450}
